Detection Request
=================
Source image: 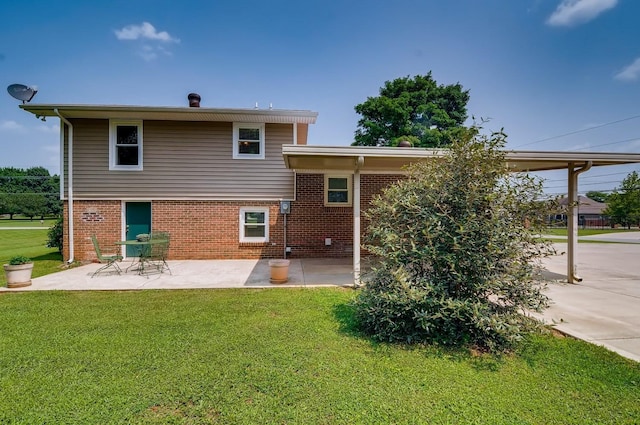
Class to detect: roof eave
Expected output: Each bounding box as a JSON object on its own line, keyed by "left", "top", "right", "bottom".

{"left": 282, "top": 145, "right": 640, "bottom": 172}
{"left": 19, "top": 104, "right": 318, "bottom": 124}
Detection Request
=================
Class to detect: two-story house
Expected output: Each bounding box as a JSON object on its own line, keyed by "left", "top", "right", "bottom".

{"left": 22, "top": 95, "right": 323, "bottom": 262}
{"left": 20, "top": 95, "right": 640, "bottom": 284}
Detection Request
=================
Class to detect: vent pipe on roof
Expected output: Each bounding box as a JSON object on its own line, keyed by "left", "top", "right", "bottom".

{"left": 188, "top": 93, "right": 201, "bottom": 107}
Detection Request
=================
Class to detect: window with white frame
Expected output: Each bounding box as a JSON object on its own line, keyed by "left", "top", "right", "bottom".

{"left": 239, "top": 207, "right": 269, "bottom": 242}
{"left": 233, "top": 123, "right": 265, "bottom": 159}
{"left": 109, "top": 120, "right": 143, "bottom": 170}
{"left": 324, "top": 175, "right": 352, "bottom": 207}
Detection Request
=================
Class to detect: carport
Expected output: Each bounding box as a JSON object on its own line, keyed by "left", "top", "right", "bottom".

{"left": 283, "top": 145, "right": 640, "bottom": 285}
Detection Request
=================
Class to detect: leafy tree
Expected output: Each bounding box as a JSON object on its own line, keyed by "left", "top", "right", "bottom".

{"left": 353, "top": 129, "right": 554, "bottom": 352}
{"left": 603, "top": 171, "right": 640, "bottom": 229}
{"left": 353, "top": 73, "right": 470, "bottom": 148}
{"left": 0, "top": 167, "right": 61, "bottom": 219}
{"left": 585, "top": 191, "right": 610, "bottom": 203}
{"left": 17, "top": 193, "right": 48, "bottom": 220}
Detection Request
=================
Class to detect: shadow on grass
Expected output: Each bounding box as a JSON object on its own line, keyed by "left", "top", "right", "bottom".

{"left": 32, "top": 252, "right": 63, "bottom": 262}
{"left": 332, "top": 300, "right": 508, "bottom": 371}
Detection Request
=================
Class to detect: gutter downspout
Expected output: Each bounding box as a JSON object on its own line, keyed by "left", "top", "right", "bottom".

{"left": 567, "top": 161, "right": 592, "bottom": 283}
{"left": 55, "top": 109, "right": 74, "bottom": 263}
{"left": 353, "top": 156, "right": 364, "bottom": 286}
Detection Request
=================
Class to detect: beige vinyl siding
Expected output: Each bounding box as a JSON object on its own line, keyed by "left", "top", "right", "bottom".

{"left": 65, "top": 119, "right": 295, "bottom": 200}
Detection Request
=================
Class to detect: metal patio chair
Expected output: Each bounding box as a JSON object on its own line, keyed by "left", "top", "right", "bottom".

{"left": 139, "top": 231, "right": 171, "bottom": 276}
{"left": 91, "top": 235, "right": 123, "bottom": 277}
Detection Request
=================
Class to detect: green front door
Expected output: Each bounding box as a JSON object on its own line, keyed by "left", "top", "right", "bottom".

{"left": 125, "top": 202, "right": 151, "bottom": 257}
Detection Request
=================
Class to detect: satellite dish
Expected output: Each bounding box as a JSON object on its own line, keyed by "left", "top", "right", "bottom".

{"left": 7, "top": 83, "right": 38, "bottom": 103}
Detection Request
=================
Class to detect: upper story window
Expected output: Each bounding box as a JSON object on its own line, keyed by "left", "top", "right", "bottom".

{"left": 110, "top": 120, "right": 143, "bottom": 171}
{"left": 325, "top": 175, "right": 352, "bottom": 207}
{"left": 233, "top": 123, "right": 265, "bottom": 159}
{"left": 239, "top": 207, "right": 269, "bottom": 243}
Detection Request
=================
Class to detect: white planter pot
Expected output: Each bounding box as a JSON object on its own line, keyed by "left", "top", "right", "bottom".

{"left": 268, "top": 259, "right": 290, "bottom": 284}
{"left": 3, "top": 263, "right": 34, "bottom": 288}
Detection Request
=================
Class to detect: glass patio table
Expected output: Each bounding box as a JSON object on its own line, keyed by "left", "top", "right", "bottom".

{"left": 114, "top": 239, "right": 163, "bottom": 274}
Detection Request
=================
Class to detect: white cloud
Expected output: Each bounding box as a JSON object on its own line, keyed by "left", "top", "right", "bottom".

{"left": 0, "top": 120, "right": 25, "bottom": 131}
{"left": 547, "top": 0, "right": 617, "bottom": 27}
{"left": 114, "top": 22, "right": 180, "bottom": 43}
{"left": 115, "top": 22, "right": 180, "bottom": 61}
{"left": 37, "top": 124, "right": 60, "bottom": 134}
{"left": 614, "top": 58, "right": 640, "bottom": 82}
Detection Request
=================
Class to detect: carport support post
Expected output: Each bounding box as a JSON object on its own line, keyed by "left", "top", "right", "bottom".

{"left": 567, "top": 161, "right": 592, "bottom": 283}
{"left": 353, "top": 156, "right": 364, "bottom": 287}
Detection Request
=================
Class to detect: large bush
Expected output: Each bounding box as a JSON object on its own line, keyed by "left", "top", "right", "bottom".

{"left": 353, "top": 129, "right": 554, "bottom": 352}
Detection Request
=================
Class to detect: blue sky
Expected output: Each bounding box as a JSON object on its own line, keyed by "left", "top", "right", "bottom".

{"left": 1, "top": 0, "right": 640, "bottom": 195}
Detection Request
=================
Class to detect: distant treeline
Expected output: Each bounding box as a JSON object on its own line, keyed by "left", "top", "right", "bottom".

{"left": 0, "top": 167, "right": 61, "bottom": 219}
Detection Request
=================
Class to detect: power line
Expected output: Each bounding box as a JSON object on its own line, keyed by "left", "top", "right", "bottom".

{"left": 513, "top": 113, "right": 640, "bottom": 148}
{"left": 571, "top": 136, "right": 640, "bottom": 151}
{"left": 543, "top": 170, "right": 640, "bottom": 183}
{"left": 544, "top": 180, "right": 622, "bottom": 189}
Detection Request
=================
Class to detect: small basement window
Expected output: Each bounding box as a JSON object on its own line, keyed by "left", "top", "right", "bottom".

{"left": 240, "top": 207, "right": 269, "bottom": 243}
{"left": 233, "top": 123, "right": 265, "bottom": 159}
{"left": 109, "top": 120, "right": 143, "bottom": 170}
{"left": 324, "top": 175, "right": 352, "bottom": 207}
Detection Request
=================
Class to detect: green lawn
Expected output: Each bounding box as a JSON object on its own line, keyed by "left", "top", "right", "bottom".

{"left": 545, "top": 228, "right": 638, "bottom": 237}
{"left": 0, "top": 228, "right": 63, "bottom": 285}
{"left": 1, "top": 289, "right": 638, "bottom": 424}
{"left": 0, "top": 217, "right": 57, "bottom": 228}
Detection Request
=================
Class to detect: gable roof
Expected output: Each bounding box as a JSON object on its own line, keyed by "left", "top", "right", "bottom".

{"left": 20, "top": 104, "right": 318, "bottom": 124}
{"left": 558, "top": 195, "right": 608, "bottom": 215}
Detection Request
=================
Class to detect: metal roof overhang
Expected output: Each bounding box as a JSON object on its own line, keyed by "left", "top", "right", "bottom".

{"left": 282, "top": 145, "right": 640, "bottom": 172}
{"left": 20, "top": 104, "right": 318, "bottom": 124}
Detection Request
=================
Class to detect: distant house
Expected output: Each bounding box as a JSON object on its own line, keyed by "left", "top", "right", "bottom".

{"left": 553, "top": 195, "right": 609, "bottom": 228}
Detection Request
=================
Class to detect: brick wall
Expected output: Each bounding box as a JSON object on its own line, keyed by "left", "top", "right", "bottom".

{"left": 64, "top": 200, "right": 283, "bottom": 262}
{"left": 286, "top": 174, "right": 404, "bottom": 258}
{"left": 62, "top": 174, "right": 404, "bottom": 261}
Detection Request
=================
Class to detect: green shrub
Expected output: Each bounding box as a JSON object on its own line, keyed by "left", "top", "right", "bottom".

{"left": 47, "top": 216, "right": 63, "bottom": 253}
{"left": 354, "top": 128, "right": 555, "bottom": 352}
{"left": 8, "top": 255, "right": 32, "bottom": 265}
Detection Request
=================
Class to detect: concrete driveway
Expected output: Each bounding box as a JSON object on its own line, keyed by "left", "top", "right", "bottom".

{"left": 539, "top": 239, "right": 640, "bottom": 362}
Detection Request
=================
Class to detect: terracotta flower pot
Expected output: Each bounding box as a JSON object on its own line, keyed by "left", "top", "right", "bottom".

{"left": 269, "top": 259, "right": 290, "bottom": 284}
{"left": 4, "top": 263, "right": 34, "bottom": 288}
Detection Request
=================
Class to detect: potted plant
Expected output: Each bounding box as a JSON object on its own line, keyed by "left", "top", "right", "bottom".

{"left": 3, "top": 255, "right": 34, "bottom": 288}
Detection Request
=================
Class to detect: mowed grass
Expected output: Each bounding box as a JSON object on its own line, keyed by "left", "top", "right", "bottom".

{"left": 1, "top": 289, "right": 639, "bottom": 424}
{"left": 544, "top": 228, "right": 638, "bottom": 237}
{"left": 0, "top": 217, "right": 57, "bottom": 228}
{"left": 0, "top": 228, "right": 63, "bottom": 285}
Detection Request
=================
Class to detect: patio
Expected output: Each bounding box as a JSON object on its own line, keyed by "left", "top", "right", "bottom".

{"left": 1, "top": 258, "right": 357, "bottom": 291}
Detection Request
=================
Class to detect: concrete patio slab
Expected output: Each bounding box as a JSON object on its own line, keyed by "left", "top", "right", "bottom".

{"left": 0, "top": 258, "right": 355, "bottom": 292}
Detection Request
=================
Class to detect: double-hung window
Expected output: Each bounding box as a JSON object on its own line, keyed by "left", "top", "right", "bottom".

{"left": 240, "top": 207, "right": 269, "bottom": 243}
{"left": 233, "top": 123, "right": 265, "bottom": 159}
{"left": 324, "top": 175, "right": 352, "bottom": 207}
{"left": 109, "top": 120, "right": 143, "bottom": 170}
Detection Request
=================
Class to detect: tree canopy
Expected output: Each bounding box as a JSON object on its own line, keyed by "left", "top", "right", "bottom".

{"left": 585, "top": 191, "right": 610, "bottom": 203}
{"left": 352, "top": 73, "right": 470, "bottom": 148}
{"left": 0, "top": 167, "right": 61, "bottom": 219}
{"left": 353, "top": 128, "right": 554, "bottom": 352}
{"left": 603, "top": 171, "right": 640, "bottom": 229}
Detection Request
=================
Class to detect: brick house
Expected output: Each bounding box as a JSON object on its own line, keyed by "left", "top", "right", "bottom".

{"left": 21, "top": 97, "right": 409, "bottom": 265}
{"left": 20, "top": 98, "right": 640, "bottom": 284}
